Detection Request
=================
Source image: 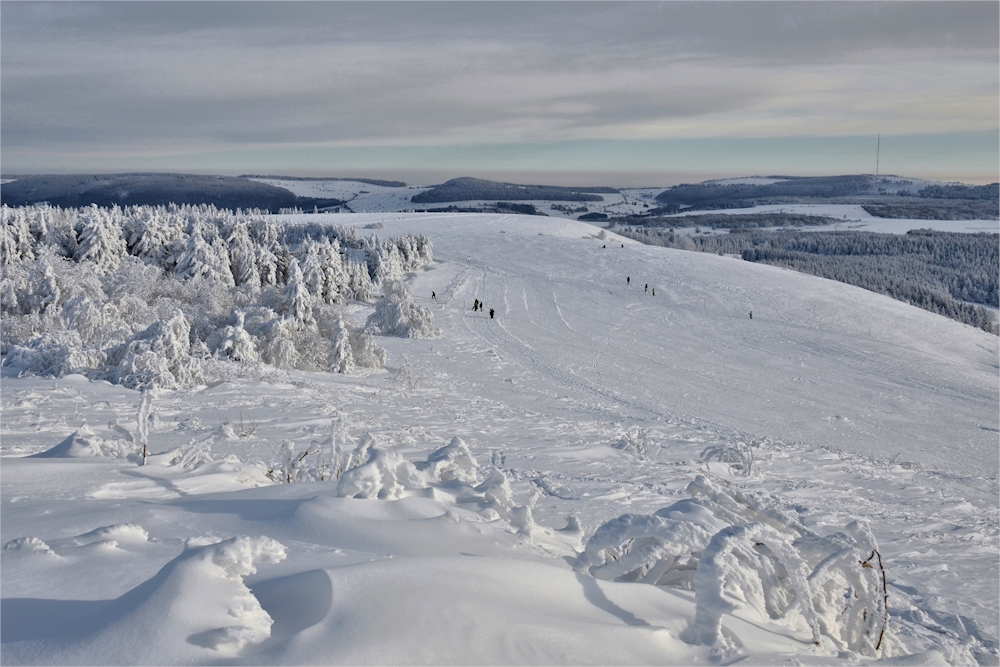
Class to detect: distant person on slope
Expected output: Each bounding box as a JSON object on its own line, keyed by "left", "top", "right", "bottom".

{"left": 432, "top": 291, "right": 436, "bottom": 300}
{"left": 490, "top": 308, "right": 495, "bottom": 319}
{"left": 474, "top": 299, "right": 479, "bottom": 312}
{"left": 627, "top": 276, "right": 630, "bottom": 285}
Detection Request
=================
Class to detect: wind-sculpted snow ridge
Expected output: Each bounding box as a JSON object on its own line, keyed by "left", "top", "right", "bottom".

{"left": 1, "top": 204, "right": 433, "bottom": 387}
{"left": 1, "top": 535, "right": 286, "bottom": 664}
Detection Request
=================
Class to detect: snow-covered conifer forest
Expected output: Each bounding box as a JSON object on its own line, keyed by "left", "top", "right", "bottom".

{"left": 1, "top": 203, "right": 997, "bottom": 665}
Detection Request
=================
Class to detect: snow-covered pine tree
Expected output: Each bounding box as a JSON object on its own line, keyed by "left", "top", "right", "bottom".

{"left": 282, "top": 257, "right": 313, "bottom": 324}
{"left": 174, "top": 222, "right": 235, "bottom": 286}
{"left": 329, "top": 315, "right": 354, "bottom": 374}
{"left": 227, "top": 220, "right": 261, "bottom": 288}
{"left": 299, "top": 240, "right": 326, "bottom": 299}
{"left": 75, "top": 205, "right": 126, "bottom": 274}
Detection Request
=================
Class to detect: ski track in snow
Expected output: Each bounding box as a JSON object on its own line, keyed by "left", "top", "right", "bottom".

{"left": 1, "top": 211, "right": 997, "bottom": 665}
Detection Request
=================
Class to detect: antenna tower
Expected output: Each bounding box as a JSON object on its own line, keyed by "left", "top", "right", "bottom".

{"left": 876, "top": 134, "right": 880, "bottom": 176}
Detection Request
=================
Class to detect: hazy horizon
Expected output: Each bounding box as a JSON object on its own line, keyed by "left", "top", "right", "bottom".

{"left": 3, "top": 2, "right": 997, "bottom": 185}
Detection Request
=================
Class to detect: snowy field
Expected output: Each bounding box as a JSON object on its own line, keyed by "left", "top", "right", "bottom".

{"left": 2, "top": 212, "right": 998, "bottom": 664}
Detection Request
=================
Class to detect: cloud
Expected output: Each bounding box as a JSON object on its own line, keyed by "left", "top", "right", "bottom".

{"left": 2, "top": 2, "right": 996, "bottom": 174}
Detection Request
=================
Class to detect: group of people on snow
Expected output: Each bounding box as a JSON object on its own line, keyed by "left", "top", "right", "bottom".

{"left": 473, "top": 298, "right": 494, "bottom": 319}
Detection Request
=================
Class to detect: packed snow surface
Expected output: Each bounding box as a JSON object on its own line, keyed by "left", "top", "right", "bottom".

{"left": 2, "top": 212, "right": 997, "bottom": 665}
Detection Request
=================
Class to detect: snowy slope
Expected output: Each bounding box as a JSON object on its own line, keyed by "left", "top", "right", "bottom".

{"left": 2, "top": 213, "right": 997, "bottom": 664}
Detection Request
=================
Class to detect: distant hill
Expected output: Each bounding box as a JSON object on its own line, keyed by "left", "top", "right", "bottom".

{"left": 0, "top": 173, "right": 345, "bottom": 212}
{"left": 411, "top": 177, "right": 616, "bottom": 204}
{"left": 655, "top": 175, "right": 999, "bottom": 218}
{"left": 240, "top": 175, "right": 407, "bottom": 188}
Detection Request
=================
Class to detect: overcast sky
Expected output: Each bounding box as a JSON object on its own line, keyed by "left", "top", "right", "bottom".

{"left": 2, "top": 1, "right": 997, "bottom": 185}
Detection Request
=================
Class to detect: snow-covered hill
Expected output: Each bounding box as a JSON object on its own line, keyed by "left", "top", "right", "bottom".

{"left": 2, "top": 213, "right": 997, "bottom": 664}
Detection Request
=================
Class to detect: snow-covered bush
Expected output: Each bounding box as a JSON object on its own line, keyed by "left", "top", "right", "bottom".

{"left": 701, "top": 435, "right": 761, "bottom": 476}
{"left": 577, "top": 475, "right": 891, "bottom": 658}
{"left": 611, "top": 427, "right": 653, "bottom": 460}
{"left": 418, "top": 436, "right": 479, "bottom": 484}
{"left": 336, "top": 445, "right": 427, "bottom": 499}
{"left": 4, "top": 331, "right": 105, "bottom": 377}
{"left": 365, "top": 280, "right": 435, "bottom": 338}
{"left": 105, "top": 309, "right": 202, "bottom": 389}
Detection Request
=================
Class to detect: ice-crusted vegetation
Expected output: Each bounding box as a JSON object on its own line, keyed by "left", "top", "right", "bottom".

{"left": 1, "top": 204, "right": 433, "bottom": 386}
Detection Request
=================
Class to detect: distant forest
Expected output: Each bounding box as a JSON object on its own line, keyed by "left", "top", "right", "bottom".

{"left": 653, "top": 176, "right": 999, "bottom": 219}
{"left": 617, "top": 226, "right": 999, "bottom": 333}
{"left": 412, "top": 177, "right": 613, "bottom": 203}
{"left": 618, "top": 212, "right": 842, "bottom": 229}
{"left": 240, "top": 175, "right": 407, "bottom": 188}
{"left": 0, "top": 174, "right": 345, "bottom": 213}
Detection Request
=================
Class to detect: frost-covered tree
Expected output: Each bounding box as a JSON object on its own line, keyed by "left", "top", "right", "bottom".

{"left": 174, "top": 222, "right": 235, "bottom": 286}
{"left": 281, "top": 258, "right": 313, "bottom": 324}
{"left": 75, "top": 205, "right": 126, "bottom": 275}
{"left": 207, "top": 311, "right": 260, "bottom": 363}
{"left": 126, "top": 207, "right": 182, "bottom": 268}
{"left": 299, "top": 240, "right": 326, "bottom": 299}
{"left": 329, "top": 316, "right": 355, "bottom": 374}
{"left": 227, "top": 221, "right": 261, "bottom": 288}
{"left": 106, "top": 309, "right": 201, "bottom": 389}
{"left": 365, "top": 280, "right": 435, "bottom": 338}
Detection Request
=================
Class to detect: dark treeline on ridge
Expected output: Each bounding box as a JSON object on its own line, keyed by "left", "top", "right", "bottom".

{"left": 0, "top": 174, "right": 345, "bottom": 213}
{"left": 411, "top": 177, "right": 614, "bottom": 204}
{"left": 653, "top": 176, "right": 999, "bottom": 219}
{"left": 617, "top": 226, "right": 999, "bottom": 333}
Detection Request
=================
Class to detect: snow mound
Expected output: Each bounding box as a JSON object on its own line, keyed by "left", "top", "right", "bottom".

{"left": 3, "top": 536, "right": 58, "bottom": 557}
{"left": 73, "top": 524, "right": 150, "bottom": 546}
{"left": 1, "top": 536, "right": 286, "bottom": 664}
{"left": 29, "top": 426, "right": 135, "bottom": 459}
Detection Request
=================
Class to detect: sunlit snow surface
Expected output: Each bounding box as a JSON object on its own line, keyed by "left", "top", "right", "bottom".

{"left": 2, "top": 213, "right": 997, "bottom": 665}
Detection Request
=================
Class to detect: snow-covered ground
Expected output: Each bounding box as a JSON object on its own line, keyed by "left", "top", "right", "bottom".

{"left": 2, "top": 212, "right": 997, "bottom": 664}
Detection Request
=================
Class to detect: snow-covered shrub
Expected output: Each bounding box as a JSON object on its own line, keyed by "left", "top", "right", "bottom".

{"left": 577, "top": 475, "right": 890, "bottom": 658}
{"left": 105, "top": 309, "right": 202, "bottom": 389}
{"left": 365, "top": 280, "right": 435, "bottom": 338}
{"left": 350, "top": 330, "right": 387, "bottom": 369}
{"left": 267, "top": 440, "right": 326, "bottom": 484}
{"left": 701, "top": 435, "right": 761, "bottom": 476}
{"left": 4, "top": 331, "right": 105, "bottom": 377}
{"left": 161, "top": 438, "right": 216, "bottom": 468}
{"left": 418, "top": 436, "right": 479, "bottom": 484}
{"left": 612, "top": 427, "right": 653, "bottom": 460}
{"left": 207, "top": 312, "right": 260, "bottom": 363}
{"left": 336, "top": 444, "right": 427, "bottom": 499}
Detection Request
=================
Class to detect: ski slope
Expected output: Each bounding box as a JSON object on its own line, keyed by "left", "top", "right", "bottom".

{"left": 2, "top": 213, "right": 997, "bottom": 664}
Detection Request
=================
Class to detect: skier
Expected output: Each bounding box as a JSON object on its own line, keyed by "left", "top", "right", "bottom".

{"left": 749, "top": 311, "right": 753, "bottom": 319}
{"left": 652, "top": 288, "right": 655, "bottom": 296}
{"left": 489, "top": 308, "right": 495, "bottom": 319}
{"left": 431, "top": 291, "right": 436, "bottom": 300}
{"left": 644, "top": 283, "right": 648, "bottom": 292}
{"left": 627, "top": 276, "right": 630, "bottom": 285}
{"left": 474, "top": 299, "right": 480, "bottom": 312}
